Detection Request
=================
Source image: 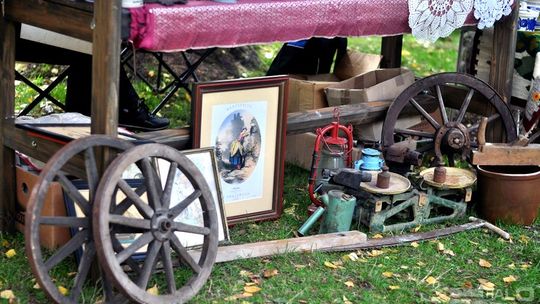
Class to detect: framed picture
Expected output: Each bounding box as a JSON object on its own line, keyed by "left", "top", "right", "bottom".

{"left": 192, "top": 76, "right": 288, "bottom": 224}
{"left": 64, "top": 148, "right": 230, "bottom": 262}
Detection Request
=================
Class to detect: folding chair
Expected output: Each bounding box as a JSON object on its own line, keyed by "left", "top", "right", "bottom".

{"left": 121, "top": 47, "right": 216, "bottom": 115}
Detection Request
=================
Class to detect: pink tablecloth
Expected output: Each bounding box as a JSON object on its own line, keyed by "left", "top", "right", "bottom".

{"left": 129, "top": 0, "right": 476, "bottom": 52}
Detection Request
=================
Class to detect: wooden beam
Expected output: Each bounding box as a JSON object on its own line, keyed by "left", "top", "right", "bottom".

{"left": 472, "top": 143, "right": 540, "bottom": 166}
{"left": 4, "top": 0, "right": 93, "bottom": 41}
{"left": 189, "top": 231, "right": 367, "bottom": 263}
{"left": 0, "top": 18, "right": 17, "bottom": 232}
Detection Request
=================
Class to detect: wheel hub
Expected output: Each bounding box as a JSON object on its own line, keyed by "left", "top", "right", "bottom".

{"left": 434, "top": 122, "right": 471, "bottom": 161}
{"left": 151, "top": 212, "right": 174, "bottom": 241}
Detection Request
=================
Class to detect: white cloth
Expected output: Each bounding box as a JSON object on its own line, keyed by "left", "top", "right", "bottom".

{"left": 474, "top": 0, "right": 514, "bottom": 29}
{"left": 408, "top": 0, "right": 474, "bottom": 42}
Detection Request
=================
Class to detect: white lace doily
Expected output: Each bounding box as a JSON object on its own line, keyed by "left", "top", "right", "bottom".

{"left": 408, "top": 0, "right": 474, "bottom": 42}
{"left": 474, "top": 0, "right": 514, "bottom": 29}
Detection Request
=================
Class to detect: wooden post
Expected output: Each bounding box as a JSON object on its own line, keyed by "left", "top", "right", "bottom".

{"left": 489, "top": 1, "right": 519, "bottom": 102}
{"left": 380, "top": 35, "right": 403, "bottom": 68}
{"left": 91, "top": 0, "right": 122, "bottom": 137}
{"left": 0, "top": 18, "right": 17, "bottom": 232}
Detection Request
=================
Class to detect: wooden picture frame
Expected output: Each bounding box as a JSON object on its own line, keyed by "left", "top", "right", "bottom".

{"left": 192, "top": 76, "right": 288, "bottom": 224}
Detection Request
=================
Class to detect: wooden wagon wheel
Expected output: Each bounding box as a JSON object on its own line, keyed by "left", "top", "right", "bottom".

{"left": 25, "top": 135, "right": 134, "bottom": 304}
{"left": 93, "top": 143, "right": 219, "bottom": 304}
{"left": 381, "top": 72, "right": 517, "bottom": 165}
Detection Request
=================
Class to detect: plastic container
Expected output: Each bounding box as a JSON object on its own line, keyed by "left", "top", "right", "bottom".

{"left": 477, "top": 165, "right": 540, "bottom": 225}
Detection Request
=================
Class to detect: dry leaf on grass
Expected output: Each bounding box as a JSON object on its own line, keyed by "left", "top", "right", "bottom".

{"left": 388, "top": 285, "right": 400, "bottom": 290}
{"left": 503, "top": 275, "right": 517, "bottom": 283}
{"left": 412, "top": 226, "right": 422, "bottom": 232}
{"left": 382, "top": 272, "right": 394, "bottom": 278}
{"left": 479, "top": 259, "right": 492, "bottom": 268}
{"left": 435, "top": 291, "right": 451, "bottom": 302}
{"left": 425, "top": 276, "right": 438, "bottom": 285}
{"left": 4, "top": 249, "right": 16, "bottom": 259}
{"left": 0, "top": 290, "right": 15, "bottom": 300}
{"left": 32, "top": 283, "right": 40, "bottom": 290}
{"left": 244, "top": 286, "right": 261, "bottom": 294}
{"left": 263, "top": 269, "right": 279, "bottom": 278}
{"left": 368, "top": 250, "right": 384, "bottom": 257}
{"left": 436, "top": 242, "right": 445, "bottom": 251}
{"left": 344, "top": 280, "right": 355, "bottom": 288}
{"left": 411, "top": 242, "right": 419, "bottom": 248}
{"left": 58, "top": 286, "right": 69, "bottom": 296}
{"left": 478, "top": 278, "right": 495, "bottom": 291}
{"left": 347, "top": 252, "right": 359, "bottom": 261}
{"left": 372, "top": 234, "right": 384, "bottom": 239}
{"left": 462, "top": 281, "right": 473, "bottom": 289}
{"left": 324, "top": 261, "right": 338, "bottom": 269}
{"left": 342, "top": 295, "right": 353, "bottom": 304}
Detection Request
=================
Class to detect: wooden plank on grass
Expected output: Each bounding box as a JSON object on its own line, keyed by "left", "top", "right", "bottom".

{"left": 189, "top": 231, "right": 367, "bottom": 263}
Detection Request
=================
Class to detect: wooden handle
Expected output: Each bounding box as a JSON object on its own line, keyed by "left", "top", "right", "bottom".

{"left": 469, "top": 216, "right": 511, "bottom": 240}
{"left": 478, "top": 117, "right": 488, "bottom": 150}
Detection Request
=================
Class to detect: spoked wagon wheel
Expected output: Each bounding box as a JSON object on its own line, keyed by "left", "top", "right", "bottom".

{"left": 381, "top": 72, "right": 517, "bottom": 164}
{"left": 93, "top": 143, "right": 219, "bottom": 304}
{"left": 25, "top": 135, "right": 134, "bottom": 304}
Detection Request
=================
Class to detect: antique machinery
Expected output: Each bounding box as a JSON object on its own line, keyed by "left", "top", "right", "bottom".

{"left": 381, "top": 73, "right": 517, "bottom": 166}
{"left": 356, "top": 167, "right": 476, "bottom": 233}
{"left": 308, "top": 110, "right": 354, "bottom": 207}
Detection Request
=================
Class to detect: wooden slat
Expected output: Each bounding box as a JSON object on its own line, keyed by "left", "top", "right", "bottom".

{"left": 0, "top": 18, "right": 17, "bottom": 231}
{"left": 4, "top": 0, "right": 93, "bottom": 41}
{"left": 380, "top": 35, "right": 403, "bottom": 69}
{"left": 189, "top": 231, "right": 367, "bottom": 263}
{"left": 472, "top": 143, "right": 540, "bottom": 166}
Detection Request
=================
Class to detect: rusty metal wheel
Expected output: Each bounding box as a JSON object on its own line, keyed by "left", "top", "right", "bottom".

{"left": 93, "top": 144, "right": 218, "bottom": 304}
{"left": 25, "top": 135, "right": 134, "bottom": 304}
{"left": 381, "top": 72, "right": 517, "bottom": 164}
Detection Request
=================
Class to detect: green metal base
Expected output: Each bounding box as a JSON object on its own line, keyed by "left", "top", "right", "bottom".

{"left": 357, "top": 187, "right": 471, "bottom": 233}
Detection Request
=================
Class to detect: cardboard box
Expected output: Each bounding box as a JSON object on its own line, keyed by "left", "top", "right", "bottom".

{"left": 15, "top": 166, "right": 71, "bottom": 249}
{"left": 287, "top": 50, "right": 382, "bottom": 113}
{"left": 325, "top": 68, "right": 415, "bottom": 106}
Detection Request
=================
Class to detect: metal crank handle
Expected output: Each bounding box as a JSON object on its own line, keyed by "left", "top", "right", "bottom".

{"left": 469, "top": 216, "right": 511, "bottom": 240}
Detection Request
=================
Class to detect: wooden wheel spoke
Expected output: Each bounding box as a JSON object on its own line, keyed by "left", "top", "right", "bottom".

{"left": 435, "top": 85, "right": 449, "bottom": 124}
{"left": 56, "top": 173, "right": 91, "bottom": 216}
{"left": 84, "top": 147, "right": 99, "bottom": 196}
{"left": 170, "top": 234, "right": 201, "bottom": 274}
{"left": 169, "top": 190, "right": 202, "bottom": 219}
{"left": 114, "top": 184, "right": 148, "bottom": 215}
{"left": 116, "top": 232, "right": 153, "bottom": 264}
{"left": 40, "top": 216, "right": 89, "bottom": 228}
{"left": 109, "top": 214, "right": 151, "bottom": 230}
{"left": 69, "top": 241, "right": 96, "bottom": 301}
{"left": 394, "top": 128, "right": 435, "bottom": 138}
{"left": 44, "top": 230, "right": 88, "bottom": 271}
{"left": 172, "top": 222, "right": 210, "bottom": 235}
{"left": 161, "top": 162, "right": 178, "bottom": 210}
{"left": 455, "top": 88, "right": 474, "bottom": 124}
{"left": 117, "top": 180, "right": 154, "bottom": 218}
{"left": 409, "top": 97, "right": 441, "bottom": 129}
{"left": 141, "top": 158, "right": 162, "bottom": 210}
{"left": 112, "top": 236, "right": 141, "bottom": 274}
{"left": 136, "top": 240, "right": 162, "bottom": 289}
{"left": 161, "top": 241, "right": 176, "bottom": 293}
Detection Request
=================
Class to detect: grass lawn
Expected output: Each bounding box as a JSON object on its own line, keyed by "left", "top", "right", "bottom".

{"left": 5, "top": 33, "right": 539, "bottom": 303}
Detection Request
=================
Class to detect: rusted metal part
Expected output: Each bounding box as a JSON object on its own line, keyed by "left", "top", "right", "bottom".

{"left": 384, "top": 140, "right": 422, "bottom": 166}
{"left": 25, "top": 135, "right": 133, "bottom": 304}
{"left": 93, "top": 143, "right": 218, "bottom": 304}
{"left": 381, "top": 72, "right": 517, "bottom": 164}
{"left": 433, "top": 166, "right": 447, "bottom": 184}
{"left": 376, "top": 166, "right": 391, "bottom": 189}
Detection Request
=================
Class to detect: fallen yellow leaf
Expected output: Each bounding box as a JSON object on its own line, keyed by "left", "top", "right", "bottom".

{"left": 239, "top": 270, "right": 253, "bottom": 277}
{"left": 243, "top": 286, "right": 261, "bottom": 294}
{"left": 146, "top": 284, "right": 158, "bottom": 296}
{"left": 342, "top": 295, "right": 353, "bottom": 304}
{"left": 244, "top": 282, "right": 257, "bottom": 287}
{"left": 58, "top": 286, "right": 69, "bottom": 296}
{"left": 372, "top": 234, "right": 384, "bottom": 239}
{"left": 5, "top": 249, "right": 16, "bottom": 259}
{"left": 263, "top": 269, "right": 279, "bottom": 278}
{"left": 520, "top": 263, "right": 531, "bottom": 270}
{"left": 368, "top": 250, "right": 384, "bottom": 257}
{"left": 462, "top": 281, "right": 473, "bottom": 289}
{"left": 443, "top": 249, "right": 455, "bottom": 257}
{"left": 479, "top": 259, "right": 492, "bottom": 268}
{"left": 435, "top": 291, "right": 451, "bottom": 302}
{"left": 32, "top": 283, "right": 40, "bottom": 290}
{"left": 508, "top": 263, "right": 516, "bottom": 269}
{"left": 478, "top": 279, "right": 495, "bottom": 291}
{"left": 410, "top": 242, "right": 419, "bottom": 248}
{"left": 503, "top": 275, "right": 517, "bottom": 283}
{"left": 400, "top": 265, "right": 409, "bottom": 269}
{"left": 518, "top": 235, "right": 530, "bottom": 244}
{"left": 347, "top": 252, "right": 359, "bottom": 261}
{"left": 412, "top": 225, "right": 421, "bottom": 232}
{"left": 344, "top": 280, "right": 354, "bottom": 288}
{"left": 425, "top": 276, "right": 438, "bottom": 285}
{"left": 388, "top": 285, "right": 400, "bottom": 290}
{"left": 0, "top": 290, "right": 15, "bottom": 300}
{"left": 382, "top": 272, "right": 394, "bottom": 278}
{"left": 437, "top": 242, "right": 445, "bottom": 252}
{"left": 324, "top": 261, "right": 338, "bottom": 269}
{"left": 417, "top": 261, "right": 426, "bottom": 266}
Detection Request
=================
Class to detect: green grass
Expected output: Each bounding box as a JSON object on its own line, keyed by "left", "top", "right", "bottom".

{"left": 0, "top": 165, "right": 538, "bottom": 303}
